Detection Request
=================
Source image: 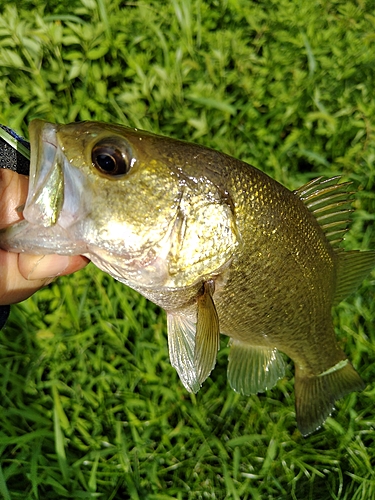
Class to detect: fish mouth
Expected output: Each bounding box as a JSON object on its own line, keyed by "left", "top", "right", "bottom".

{"left": 0, "top": 119, "right": 88, "bottom": 255}
{"left": 23, "top": 119, "right": 64, "bottom": 227}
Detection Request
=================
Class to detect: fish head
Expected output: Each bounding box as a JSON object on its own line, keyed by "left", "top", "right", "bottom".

{"left": 1, "top": 120, "right": 239, "bottom": 292}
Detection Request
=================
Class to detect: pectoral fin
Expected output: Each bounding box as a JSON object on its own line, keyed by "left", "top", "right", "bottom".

{"left": 227, "top": 339, "right": 286, "bottom": 395}
{"left": 195, "top": 281, "right": 220, "bottom": 385}
{"left": 166, "top": 280, "right": 220, "bottom": 393}
{"left": 167, "top": 313, "right": 201, "bottom": 393}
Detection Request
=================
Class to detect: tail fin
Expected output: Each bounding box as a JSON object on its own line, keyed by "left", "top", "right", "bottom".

{"left": 295, "top": 360, "right": 365, "bottom": 436}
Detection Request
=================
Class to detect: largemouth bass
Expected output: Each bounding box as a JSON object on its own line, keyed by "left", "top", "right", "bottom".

{"left": 1, "top": 120, "right": 374, "bottom": 435}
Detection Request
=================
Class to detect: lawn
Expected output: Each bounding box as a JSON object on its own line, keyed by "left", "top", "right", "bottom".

{"left": 0, "top": 0, "right": 374, "bottom": 498}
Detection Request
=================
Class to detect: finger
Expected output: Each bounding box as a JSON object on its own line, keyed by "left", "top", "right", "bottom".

{"left": 18, "top": 253, "right": 89, "bottom": 280}
{"left": 0, "top": 251, "right": 89, "bottom": 305}
{"left": 0, "top": 249, "right": 49, "bottom": 305}
{"left": 0, "top": 169, "right": 28, "bottom": 227}
{"left": 60, "top": 255, "right": 90, "bottom": 276}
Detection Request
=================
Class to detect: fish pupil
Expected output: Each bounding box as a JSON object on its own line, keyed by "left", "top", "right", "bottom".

{"left": 97, "top": 154, "right": 116, "bottom": 172}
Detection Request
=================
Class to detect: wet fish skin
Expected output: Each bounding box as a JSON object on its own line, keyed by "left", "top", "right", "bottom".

{"left": 1, "top": 119, "right": 374, "bottom": 436}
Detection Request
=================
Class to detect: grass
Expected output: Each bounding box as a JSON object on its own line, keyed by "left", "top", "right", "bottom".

{"left": 0, "top": 0, "right": 374, "bottom": 498}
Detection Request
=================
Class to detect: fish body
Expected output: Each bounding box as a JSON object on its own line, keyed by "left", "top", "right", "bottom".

{"left": 1, "top": 119, "right": 374, "bottom": 435}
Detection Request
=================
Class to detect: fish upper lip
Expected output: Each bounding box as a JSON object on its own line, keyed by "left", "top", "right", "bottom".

{"left": 23, "top": 120, "right": 63, "bottom": 226}
{"left": 28, "top": 119, "right": 58, "bottom": 191}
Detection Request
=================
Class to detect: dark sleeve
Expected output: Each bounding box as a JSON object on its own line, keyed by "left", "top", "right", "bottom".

{"left": 0, "top": 125, "right": 30, "bottom": 328}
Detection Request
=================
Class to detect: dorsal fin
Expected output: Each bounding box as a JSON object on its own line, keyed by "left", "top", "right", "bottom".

{"left": 333, "top": 250, "right": 375, "bottom": 305}
{"left": 294, "top": 176, "right": 355, "bottom": 248}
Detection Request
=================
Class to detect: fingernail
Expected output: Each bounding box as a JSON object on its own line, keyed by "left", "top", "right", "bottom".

{"left": 25, "top": 255, "right": 71, "bottom": 280}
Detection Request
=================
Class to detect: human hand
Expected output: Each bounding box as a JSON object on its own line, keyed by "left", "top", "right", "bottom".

{"left": 0, "top": 169, "right": 88, "bottom": 305}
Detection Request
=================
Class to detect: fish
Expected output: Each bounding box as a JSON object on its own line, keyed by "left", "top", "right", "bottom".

{"left": 0, "top": 119, "right": 374, "bottom": 436}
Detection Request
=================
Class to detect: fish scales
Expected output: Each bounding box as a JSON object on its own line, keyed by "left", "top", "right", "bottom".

{"left": 216, "top": 169, "right": 337, "bottom": 364}
{"left": 0, "top": 119, "right": 374, "bottom": 436}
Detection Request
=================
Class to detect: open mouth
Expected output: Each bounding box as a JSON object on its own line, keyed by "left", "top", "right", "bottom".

{"left": 23, "top": 120, "right": 64, "bottom": 227}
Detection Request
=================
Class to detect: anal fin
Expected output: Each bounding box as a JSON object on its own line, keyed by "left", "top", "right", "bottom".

{"left": 227, "top": 339, "right": 286, "bottom": 395}
{"left": 295, "top": 359, "right": 365, "bottom": 436}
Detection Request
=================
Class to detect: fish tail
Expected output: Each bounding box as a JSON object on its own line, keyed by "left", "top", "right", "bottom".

{"left": 294, "top": 359, "right": 365, "bottom": 436}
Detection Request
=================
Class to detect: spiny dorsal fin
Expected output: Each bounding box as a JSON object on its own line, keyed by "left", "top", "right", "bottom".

{"left": 333, "top": 250, "right": 375, "bottom": 305}
{"left": 294, "top": 176, "right": 354, "bottom": 248}
{"left": 195, "top": 281, "right": 220, "bottom": 385}
{"left": 227, "top": 339, "right": 286, "bottom": 395}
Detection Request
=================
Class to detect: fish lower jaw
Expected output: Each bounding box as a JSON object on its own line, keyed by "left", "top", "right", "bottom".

{"left": 0, "top": 220, "right": 88, "bottom": 256}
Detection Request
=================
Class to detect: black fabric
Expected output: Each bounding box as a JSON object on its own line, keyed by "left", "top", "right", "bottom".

{"left": 0, "top": 125, "right": 30, "bottom": 329}
{"left": 0, "top": 125, "right": 30, "bottom": 176}
{"left": 0, "top": 305, "right": 10, "bottom": 330}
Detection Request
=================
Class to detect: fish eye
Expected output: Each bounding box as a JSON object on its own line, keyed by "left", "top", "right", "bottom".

{"left": 92, "top": 140, "right": 131, "bottom": 177}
